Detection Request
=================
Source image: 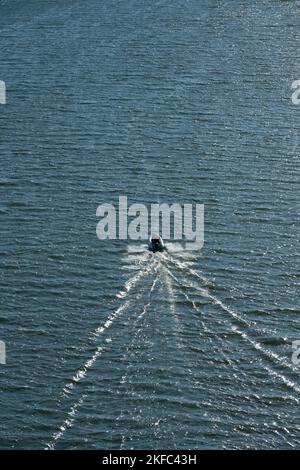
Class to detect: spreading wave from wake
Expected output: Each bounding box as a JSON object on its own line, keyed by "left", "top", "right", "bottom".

{"left": 46, "top": 253, "right": 157, "bottom": 449}
{"left": 46, "top": 243, "right": 300, "bottom": 449}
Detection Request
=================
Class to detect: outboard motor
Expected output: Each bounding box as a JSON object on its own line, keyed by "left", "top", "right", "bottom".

{"left": 148, "top": 234, "right": 165, "bottom": 253}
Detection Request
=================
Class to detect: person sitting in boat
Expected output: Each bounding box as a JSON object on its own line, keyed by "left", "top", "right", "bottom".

{"left": 148, "top": 234, "right": 165, "bottom": 253}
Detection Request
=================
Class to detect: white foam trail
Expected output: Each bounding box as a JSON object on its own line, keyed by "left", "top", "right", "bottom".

{"left": 161, "top": 266, "right": 190, "bottom": 357}
{"left": 209, "top": 295, "right": 299, "bottom": 373}
{"left": 175, "top": 285, "right": 227, "bottom": 365}
{"left": 175, "top": 284, "right": 269, "bottom": 384}
{"left": 64, "top": 264, "right": 154, "bottom": 394}
{"left": 121, "top": 264, "right": 141, "bottom": 271}
{"left": 165, "top": 266, "right": 209, "bottom": 298}
{"left": 166, "top": 267, "right": 257, "bottom": 331}
{"left": 233, "top": 326, "right": 300, "bottom": 394}
{"left": 150, "top": 276, "right": 158, "bottom": 293}
{"left": 122, "top": 248, "right": 150, "bottom": 270}
{"left": 46, "top": 394, "right": 86, "bottom": 450}
{"left": 120, "top": 274, "right": 158, "bottom": 385}
{"left": 118, "top": 278, "right": 158, "bottom": 448}
{"left": 47, "top": 258, "right": 156, "bottom": 449}
{"left": 122, "top": 252, "right": 150, "bottom": 268}
{"left": 127, "top": 244, "right": 148, "bottom": 254}
{"left": 161, "top": 266, "right": 177, "bottom": 316}
{"left": 167, "top": 267, "right": 300, "bottom": 386}
{"left": 93, "top": 301, "right": 131, "bottom": 336}
{"left": 62, "top": 299, "right": 132, "bottom": 397}
{"left": 47, "top": 299, "right": 138, "bottom": 449}
{"left": 120, "top": 301, "right": 151, "bottom": 386}
{"left": 162, "top": 251, "right": 211, "bottom": 285}
{"left": 117, "top": 260, "right": 152, "bottom": 298}
{"left": 165, "top": 245, "right": 199, "bottom": 260}
{"left": 170, "top": 270, "right": 300, "bottom": 401}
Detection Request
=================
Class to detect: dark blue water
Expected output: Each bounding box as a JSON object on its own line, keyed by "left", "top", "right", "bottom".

{"left": 0, "top": 0, "right": 299, "bottom": 449}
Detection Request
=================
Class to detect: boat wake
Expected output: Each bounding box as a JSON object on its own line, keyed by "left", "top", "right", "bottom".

{"left": 46, "top": 244, "right": 300, "bottom": 449}
{"left": 45, "top": 253, "right": 157, "bottom": 450}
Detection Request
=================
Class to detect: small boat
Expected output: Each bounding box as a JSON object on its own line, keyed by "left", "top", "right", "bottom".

{"left": 148, "top": 234, "right": 165, "bottom": 253}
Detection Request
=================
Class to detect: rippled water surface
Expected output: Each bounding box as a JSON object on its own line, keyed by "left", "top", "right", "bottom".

{"left": 0, "top": 0, "right": 300, "bottom": 449}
